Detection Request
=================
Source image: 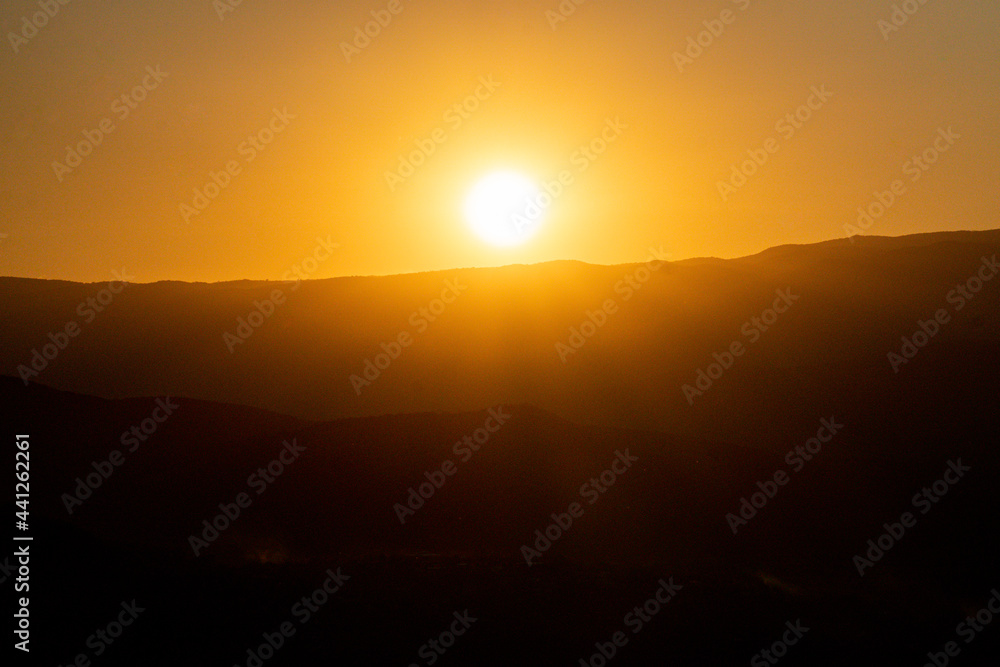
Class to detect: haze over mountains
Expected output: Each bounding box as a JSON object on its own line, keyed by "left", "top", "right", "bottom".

{"left": 3, "top": 230, "right": 999, "bottom": 447}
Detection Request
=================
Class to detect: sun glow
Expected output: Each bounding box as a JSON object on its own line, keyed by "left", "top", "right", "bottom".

{"left": 463, "top": 170, "right": 548, "bottom": 247}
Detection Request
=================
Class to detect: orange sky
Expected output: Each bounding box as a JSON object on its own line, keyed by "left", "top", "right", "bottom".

{"left": 2, "top": 0, "right": 998, "bottom": 282}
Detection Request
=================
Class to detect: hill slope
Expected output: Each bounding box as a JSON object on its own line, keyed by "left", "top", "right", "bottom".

{"left": 2, "top": 230, "right": 999, "bottom": 452}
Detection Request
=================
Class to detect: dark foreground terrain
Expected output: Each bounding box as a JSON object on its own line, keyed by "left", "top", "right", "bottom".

{"left": 5, "top": 378, "right": 999, "bottom": 665}
{"left": 4, "top": 231, "right": 1000, "bottom": 664}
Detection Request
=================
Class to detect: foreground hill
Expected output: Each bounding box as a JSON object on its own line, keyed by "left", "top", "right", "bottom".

{"left": 5, "top": 380, "right": 999, "bottom": 664}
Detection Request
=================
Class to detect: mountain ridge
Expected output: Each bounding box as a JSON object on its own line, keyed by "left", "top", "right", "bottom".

{"left": 2, "top": 229, "right": 998, "bottom": 446}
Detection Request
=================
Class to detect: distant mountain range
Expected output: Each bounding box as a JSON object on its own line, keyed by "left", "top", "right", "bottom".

{"left": 4, "top": 229, "right": 1000, "bottom": 664}
{"left": 3, "top": 230, "right": 998, "bottom": 447}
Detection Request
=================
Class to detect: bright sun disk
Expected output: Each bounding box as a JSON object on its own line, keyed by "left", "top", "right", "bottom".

{"left": 464, "top": 170, "right": 547, "bottom": 247}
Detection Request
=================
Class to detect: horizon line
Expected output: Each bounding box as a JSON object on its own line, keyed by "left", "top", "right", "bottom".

{"left": 3, "top": 228, "right": 998, "bottom": 285}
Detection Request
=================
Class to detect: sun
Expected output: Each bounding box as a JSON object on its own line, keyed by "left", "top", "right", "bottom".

{"left": 464, "top": 170, "right": 548, "bottom": 247}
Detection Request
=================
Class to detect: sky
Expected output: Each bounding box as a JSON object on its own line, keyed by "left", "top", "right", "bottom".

{"left": 1, "top": 0, "right": 998, "bottom": 283}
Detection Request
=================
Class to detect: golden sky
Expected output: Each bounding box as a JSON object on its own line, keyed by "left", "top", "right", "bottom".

{"left": 2, "top": 0, "right": 998, "bottom": 282}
